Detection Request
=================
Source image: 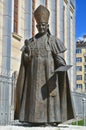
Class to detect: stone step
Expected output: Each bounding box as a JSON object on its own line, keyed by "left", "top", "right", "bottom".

{"left": 0, "top": 124, "right": 86, "bottom": 130}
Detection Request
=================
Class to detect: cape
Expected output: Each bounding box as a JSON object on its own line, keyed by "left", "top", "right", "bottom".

{"left": 14, "top": 34, "right": 74, "bottom": 123}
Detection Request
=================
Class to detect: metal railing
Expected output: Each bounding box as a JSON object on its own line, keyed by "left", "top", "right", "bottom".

{"left": 0, "top": 71, "right": 17, "bottom": 125}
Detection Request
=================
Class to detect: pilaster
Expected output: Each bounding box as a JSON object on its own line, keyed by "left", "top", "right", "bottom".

{"left": 24, "top": 0, "right": 32, "bottom": 39}
{"left": 2, "top": 0, "right": 12, "bottom": 73}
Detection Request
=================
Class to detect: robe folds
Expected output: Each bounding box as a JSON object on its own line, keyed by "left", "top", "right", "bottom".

{"left": 14, "top": 33, "right": 74, "bottom": 123}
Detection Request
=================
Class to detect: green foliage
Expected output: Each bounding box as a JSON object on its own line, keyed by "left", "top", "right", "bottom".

{"left": 72, "top": 119, "right": 86, "bottom": 126}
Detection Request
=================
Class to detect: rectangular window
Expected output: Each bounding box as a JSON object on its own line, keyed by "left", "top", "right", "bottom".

{"left": 45, "top": 0, "right": 48, "bottom": 7}
{"left": 84, "top": 65, "right": 86, "bottom": 72}
{"left": 84, "top": 74, "right": 86, "bottom": 80}
{"left": 76, "top": 57, "right": 82, "bottom": 62}
{"left": 84, "top": 56, "right": 86, "bottom": 62}
{"left": 14, "top": 0, "right": 18, "bottom": 33}
{"left": 76, "top": 75, "right": 82, "bottom": 80}
{"left": 32, "top": 0, "right": 35, "bottom": 36}
{"left": 76, "top": 84, "right": 82, "bottom": 89}
{"left": 85, "top": 83, "right": 86, "bottom": 89}
{"left": 76, "top": 49, "right": 82, "bottom": 54}
{"left": 76, "top": 66, "right": 82, "bottom": 71}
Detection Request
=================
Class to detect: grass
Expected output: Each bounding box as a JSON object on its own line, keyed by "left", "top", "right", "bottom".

{"left": 72, "top": 119, "right": 86, "bottom": 126}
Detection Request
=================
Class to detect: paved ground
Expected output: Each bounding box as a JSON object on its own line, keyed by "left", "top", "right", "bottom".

{"left": 0, "top": 124, "right": 86, "bottom": 130}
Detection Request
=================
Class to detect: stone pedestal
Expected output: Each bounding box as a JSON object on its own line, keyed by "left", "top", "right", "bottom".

{"left": 0, "top": 124, "right": 86, "bottom": 130}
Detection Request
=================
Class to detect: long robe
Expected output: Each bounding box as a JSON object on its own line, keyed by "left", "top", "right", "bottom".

{"left": 14, "top": 33, "right": 74, "bottom": 123}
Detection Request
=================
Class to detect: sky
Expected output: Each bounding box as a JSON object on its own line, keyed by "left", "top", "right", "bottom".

{"left": 76, "top": 0, "right": 86, "bottom": 39}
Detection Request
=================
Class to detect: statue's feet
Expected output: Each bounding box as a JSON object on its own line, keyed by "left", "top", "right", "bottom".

{"left": 46, "top": 122, "right": 61, "bottom": 127}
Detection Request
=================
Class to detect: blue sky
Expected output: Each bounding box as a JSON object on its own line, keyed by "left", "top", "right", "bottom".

{"left": 76, "top": 0, "right": 86, "bottom": 39}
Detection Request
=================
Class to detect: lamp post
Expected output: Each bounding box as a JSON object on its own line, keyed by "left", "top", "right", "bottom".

{"left": 82, "top": 98, "right": 86, "bottom": 126}
{"left": 76, "top": 114, "right": 78, "bottom": 125}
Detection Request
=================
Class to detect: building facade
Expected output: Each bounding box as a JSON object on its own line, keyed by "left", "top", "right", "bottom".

{"left": 0, "top": 0, "right": 76, "bottom": 125}
{"left": 76, "top": 35, "right": 86, "bottom": 93}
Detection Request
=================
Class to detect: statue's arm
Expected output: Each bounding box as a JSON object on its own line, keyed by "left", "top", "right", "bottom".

{"left": 50, "top": 36, "right": 67, "bottom": 68}
{"left": 49, "top": 36, "right": 66, "bottom": 54}
{"left": 53, "top": 52, "right": 66, "bottom": 69}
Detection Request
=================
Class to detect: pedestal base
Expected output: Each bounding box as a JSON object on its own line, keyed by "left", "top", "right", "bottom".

{"left": 0, "top": 124, "right": 86, "bottom": 130}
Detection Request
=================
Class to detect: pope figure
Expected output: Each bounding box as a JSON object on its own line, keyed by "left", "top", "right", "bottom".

{"left": 14, "top": 5, "right": 74, "bottom": 126}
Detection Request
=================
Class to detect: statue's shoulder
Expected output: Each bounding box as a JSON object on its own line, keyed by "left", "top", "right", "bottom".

{"left": 48, "top": 35, "right": 66, "bottom": 53}
{"left": 49, "top": 35, "right": 62, "bottom": 44}
{"left": 48, "top": 35, "right": 56, "bottom": 43}
{"left": 49, "top": 35, "right": 60, "bottom": 41}
{"left": 49, "top": 35, "right": 55, "bottom": 39}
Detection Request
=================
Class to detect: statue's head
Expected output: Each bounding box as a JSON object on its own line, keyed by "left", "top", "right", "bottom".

{"left": 34, "top": 5, "right": 50, "bottom": 34}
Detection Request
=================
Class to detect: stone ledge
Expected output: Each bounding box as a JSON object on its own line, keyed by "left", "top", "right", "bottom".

{"left": 0, "top": 125, "right": 86, "bottom": 130}
{"left": 0, "top": 126, "right": 59, "bottom": 130}
{"left": 12, "top": 33, "right": 22, "bottom": 41}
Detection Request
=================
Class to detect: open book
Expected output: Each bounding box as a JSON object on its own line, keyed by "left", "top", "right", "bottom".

{"left": 54, "top": 65, "right": 72, "bottom": 72}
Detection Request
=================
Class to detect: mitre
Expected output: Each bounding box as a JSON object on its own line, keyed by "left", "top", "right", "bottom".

{"left": 34, "top": 5, "right": 50, "bottom": 23}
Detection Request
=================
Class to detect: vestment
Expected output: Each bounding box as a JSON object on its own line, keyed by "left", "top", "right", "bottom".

{"left": 14, "top": 33, "right": 74, "bottom": 123}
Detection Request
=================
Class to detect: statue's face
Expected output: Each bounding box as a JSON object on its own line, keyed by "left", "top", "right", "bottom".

{"left": 36, "top": 23, "right": 49, "bottom": 34}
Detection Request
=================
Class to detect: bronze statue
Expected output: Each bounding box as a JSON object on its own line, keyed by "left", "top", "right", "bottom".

{"left": 14, "top": 5, "right": 74, "bottom": 126}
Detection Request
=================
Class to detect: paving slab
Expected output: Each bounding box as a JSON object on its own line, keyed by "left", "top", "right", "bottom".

{"left": 0, "top": 124, "right": 86, "bottom": 130}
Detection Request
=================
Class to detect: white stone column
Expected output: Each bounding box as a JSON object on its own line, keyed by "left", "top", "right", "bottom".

{"left": 70, "top": 2, "right": 76, "bottom": 91}
{"left": 1, "top": 0, "right": 12, "bottom": 125}
{"left": 0, "top": 1, "right": 4, "bottom": 72}
{"left": 24, "top": 0, "right": 32, "bottom": 39}
{"left": 66, "top": 0, "right": 71, "bottom": 65}
{"left": 56, "top": 0, "right": 60, "bottom": 38}
{"left": 2, "top": 0, "right": 12, "bottom": 73}
{"left": 73, "top": 9, "right": 76, "bottom": 91}
{"left": 11, "top": 0, "right": 14, "bottom": 33}
{"left": 47, "top": 0, "right": 56, "bottom": 35}
{"left": 59, "top": 0, "right": 64, "bottom": 42}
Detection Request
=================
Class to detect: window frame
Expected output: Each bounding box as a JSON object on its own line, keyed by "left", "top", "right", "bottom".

{"left": 76, "top": 57, "right": 82, "bottom": 62}
{"left": 14, "top": 0, "right": 19, "bottom": 34}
